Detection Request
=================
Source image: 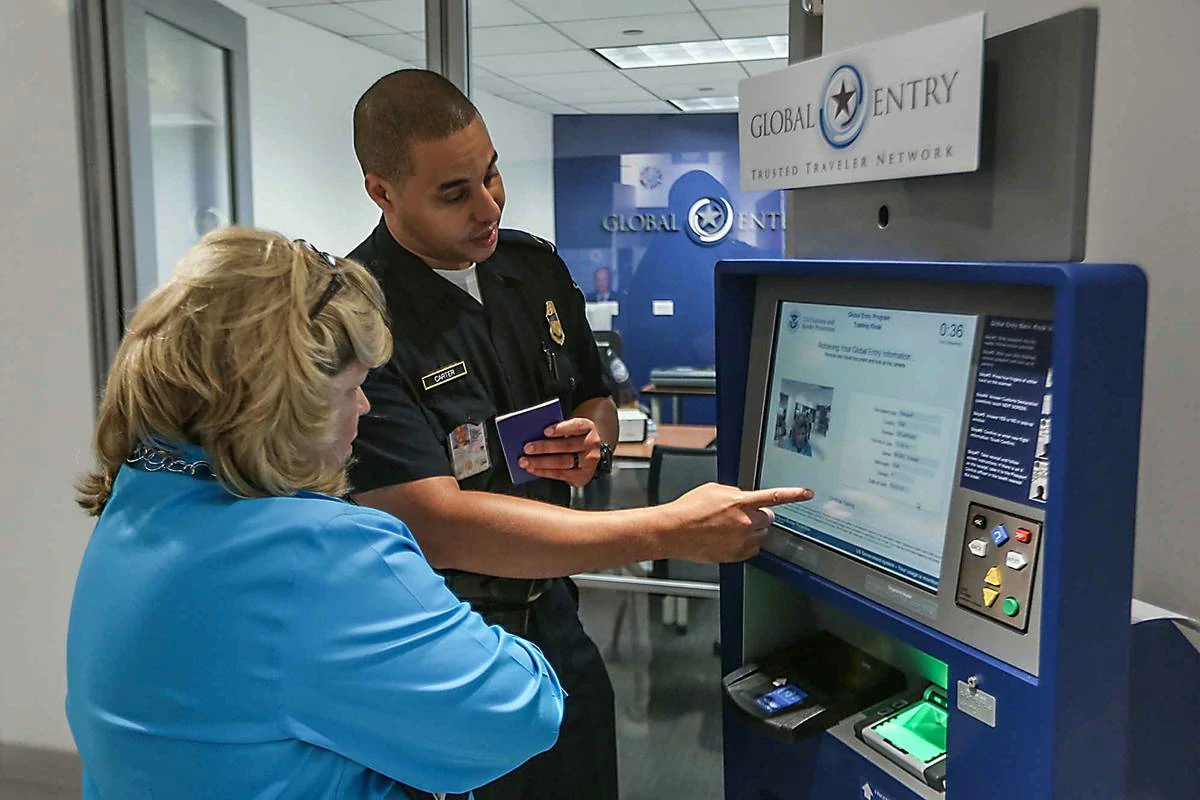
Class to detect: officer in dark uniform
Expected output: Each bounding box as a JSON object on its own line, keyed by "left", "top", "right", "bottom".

{"left": 345, "top": 69, "right": 813, "bottom": 800}
{"left": 349, "top": 221, "right": 618, "bottom": 800}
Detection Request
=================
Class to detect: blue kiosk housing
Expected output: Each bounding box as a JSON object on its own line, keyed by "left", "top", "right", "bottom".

{"left": 711, "top": 10, "right": 1199, "bottom": 798}
{"left": 714, "top": 259, "right": 1145, "bottom": 800}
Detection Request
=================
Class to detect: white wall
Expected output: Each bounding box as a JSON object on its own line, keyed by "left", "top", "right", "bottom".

{"left": 824, "top": 0, "right": 1200, "bottom": 619}
{"left": 0, "top": 0, "right": 96, "bottom": 750}
{"left": 473, "top": 92, "right": 556, "bottom": 241}
{"left": 215, "top": 0, "right": 402, "bottom": 254}
{"left": 217, "top": 0, "right": 555, "bottom": 252}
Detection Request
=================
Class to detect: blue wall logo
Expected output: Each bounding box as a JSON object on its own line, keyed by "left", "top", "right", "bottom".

{"left": 687, "top": 196, "right": 735, "bottom": 245}
{"left": 788, "top": 311, "right": 801, "bottom": 329}
{"left": 819, "top": 63, "right": 868, "bottom": 150}
{"left": 639, "top": 165, "right": 663, "bottom": 189}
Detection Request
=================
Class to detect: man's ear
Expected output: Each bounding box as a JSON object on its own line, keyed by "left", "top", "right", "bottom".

{"left": 364, "top": 173, "right": 396, "bottom": 213}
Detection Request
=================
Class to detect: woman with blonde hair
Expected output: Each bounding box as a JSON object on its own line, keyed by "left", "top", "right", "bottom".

{"left": 67, "top": 228, "right": 563, "bottom": 800}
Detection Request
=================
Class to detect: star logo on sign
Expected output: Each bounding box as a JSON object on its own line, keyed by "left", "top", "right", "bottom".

{"left": 832, "top": 79, "right": 856, "bottom": 120}
{"left": 695, "top": 200, "right": 726, "bottom": 233}
{"left": 687, "top": 196, "right": 734, "bottom": 244}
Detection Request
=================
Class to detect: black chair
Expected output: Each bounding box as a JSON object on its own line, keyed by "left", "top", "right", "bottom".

{"left": 648, "top": 445, "right": 719, "bottom": 634}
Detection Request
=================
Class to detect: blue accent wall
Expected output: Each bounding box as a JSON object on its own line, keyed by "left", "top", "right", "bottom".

{"left": 553, "top": 113, "right": 785, "bottom": 423}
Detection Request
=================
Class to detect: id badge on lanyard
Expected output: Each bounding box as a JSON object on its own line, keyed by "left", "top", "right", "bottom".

{"left": 447, "top": 419, "right": 491, "bottom": 481}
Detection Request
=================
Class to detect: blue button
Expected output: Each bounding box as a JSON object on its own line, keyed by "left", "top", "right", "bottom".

{"left": 991, "top": 524, "right": 1010, "bottom": 546}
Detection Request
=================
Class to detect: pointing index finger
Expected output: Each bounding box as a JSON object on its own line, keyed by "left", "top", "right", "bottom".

{"left": 739, "top": 487, "right": 814, "bottom": 507}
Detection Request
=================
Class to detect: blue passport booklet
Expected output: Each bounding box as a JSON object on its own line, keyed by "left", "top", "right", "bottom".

{"left": 495, "top": 398, "right": 564, "bottom": 485}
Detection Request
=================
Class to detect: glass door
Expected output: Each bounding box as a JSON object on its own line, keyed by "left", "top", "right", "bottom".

{"left": 113, "top": 0, "right": 252, "bottom": 308}
{"left": 75, "top": 0, "right": 252, "bottom": 381}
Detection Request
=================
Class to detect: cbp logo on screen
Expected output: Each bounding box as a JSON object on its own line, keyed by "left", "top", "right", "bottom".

{"left": 686, "top": 196, "right": 734, "bottom": 245}
{"left": 788, "top": 312, "right": 802, "bottom": 329}
{"left": 819, "top": 63, "right": 869, "bottom": 150}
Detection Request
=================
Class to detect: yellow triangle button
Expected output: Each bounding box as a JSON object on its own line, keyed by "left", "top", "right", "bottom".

{"left": 984, "top": 567, "right": 1002, "bottom": 587}
{"left": 983, "top": 587, "right": 1000, "bottom": 607}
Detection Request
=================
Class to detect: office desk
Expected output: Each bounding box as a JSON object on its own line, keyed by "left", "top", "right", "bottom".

{"left": 639, "top": 383, "right": 716, "bottom": 424}
{"left": 613, "top": 424, "right": 717, "bottom": 463}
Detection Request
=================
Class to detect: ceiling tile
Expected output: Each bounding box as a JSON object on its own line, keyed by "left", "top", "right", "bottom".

{"left": 471, "top": 69, "right": 529, "bottom": 96}
{"left": 343, "top": 0, "right": 424, "bottom": 33}
{"left": 351, "top": 32, "right": 425, "bottom": 62}
{"left": 510, "top": 0, "right": 693, "bottom": 23}
{"left": 280, "top": 4, "right": 392, "bottom": 36}
{"left": 691, "top": 0, "right": 784, "bottom": 9}
{"left": 624, "top": 61, "right": 748, "bottom": 90}
{"left": 668, "top": 96, "right": 740, "bottom": 112}
{"left": 742, "top": 57, "right": 788, "bottom": 76}
{"left": 471, "top": 0, "right": 540, "bottom": 28}
{"left": 701, "top": 5, "right": 788, "bottom": 38}
{"left": 553, "top": 12, "right": 714, "bottom": 49}
{"left": 537, "top": 84, "right": 655, "bottom": 105}
{"left": 516, "top": 70, "right": 641, "bottom": 93}
{"left": 475, "top": 49, "right": 610, "bottom": 77}
{"left": 573, "top": 100, "right": 678, "bottom": 114}
{"left": 471, "top": 24, "right": 577, "bottom": 56}
{"left": 646, "top": 80, "right": 743, "bottom": 99}
{"left": 493, "top": 93, "right": 583, "bottom": 114}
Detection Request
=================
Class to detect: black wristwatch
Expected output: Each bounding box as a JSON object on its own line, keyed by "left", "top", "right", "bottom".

{"left": 596, "top": 442, "right": 614, "bottom": 476}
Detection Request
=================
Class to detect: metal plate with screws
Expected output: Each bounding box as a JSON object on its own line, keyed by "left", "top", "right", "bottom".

{"left": 957, "top": 679, "right": 997, "bottom": 727}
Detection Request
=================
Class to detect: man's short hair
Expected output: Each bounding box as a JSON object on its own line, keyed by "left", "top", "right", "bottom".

{"left": 353, "top": 69, "right": 479, "bottom": 181}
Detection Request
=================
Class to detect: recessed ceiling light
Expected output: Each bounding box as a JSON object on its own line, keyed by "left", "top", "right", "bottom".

{"left": 595, "top": 35, "right": 788, "bottom": 69}
{"left": 622, "top": 28, "right": 644, "bottom": 36}
{"left": 669, "top": 96, "right": 740, "bottom": 112}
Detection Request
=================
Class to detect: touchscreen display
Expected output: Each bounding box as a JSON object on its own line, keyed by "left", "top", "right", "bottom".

{"left": 757, "top": 302, "right": 978, "bottom": 590}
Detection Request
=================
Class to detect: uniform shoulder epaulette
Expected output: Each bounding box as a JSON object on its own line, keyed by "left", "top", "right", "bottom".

{"left": 498, "top": 228, "right": 557, "bottom": 254}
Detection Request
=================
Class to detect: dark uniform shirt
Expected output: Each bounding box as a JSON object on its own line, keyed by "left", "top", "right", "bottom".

{"left": 348, "top": 220, "right": 609, "bottom": 510}
{"left": 346, "top": 220, "right": 620, "bottom": 800}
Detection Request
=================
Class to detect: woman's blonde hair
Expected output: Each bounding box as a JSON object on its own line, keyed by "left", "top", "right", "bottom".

{"left": 77, "top": 227, "right": 392, "bottom": 515}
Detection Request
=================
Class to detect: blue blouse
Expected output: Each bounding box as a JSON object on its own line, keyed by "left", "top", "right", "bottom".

{"left": 66, "top": 455, "right": 564, "bottom": 799}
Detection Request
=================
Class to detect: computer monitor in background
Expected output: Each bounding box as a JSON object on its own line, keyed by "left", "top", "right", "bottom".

{"left": 585, "top": 301, "right": 620, "bottom": 332}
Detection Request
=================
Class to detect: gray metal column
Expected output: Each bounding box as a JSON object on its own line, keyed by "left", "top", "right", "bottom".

{"left": 425, "top": 0, "right": 471, "bottom": 96}
{"left": 72, "top": 0, "right": 125, "bottom": 394}
{"left": 785, "top": 0, "right": 823, "bottom": 258}
{"left": 789, "top": 0, "right": 823, "bottom": 64}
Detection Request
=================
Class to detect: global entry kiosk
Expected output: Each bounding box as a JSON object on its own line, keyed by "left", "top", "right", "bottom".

{"left": 699, "top": 8, "right": 1200, "bottom": 800}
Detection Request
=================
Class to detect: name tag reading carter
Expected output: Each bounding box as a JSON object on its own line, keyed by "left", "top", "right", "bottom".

{"left": 422, "top": 360, "right": 468, "bottom": 391}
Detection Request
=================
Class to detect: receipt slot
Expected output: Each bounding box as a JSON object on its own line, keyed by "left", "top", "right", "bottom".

{"left": 715, "top": 258, "right": 1149, "bottom": 800}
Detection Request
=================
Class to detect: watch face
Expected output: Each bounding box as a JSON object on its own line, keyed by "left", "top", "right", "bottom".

{"left": 597, "top": 442, "right": 614, "bottom": 474}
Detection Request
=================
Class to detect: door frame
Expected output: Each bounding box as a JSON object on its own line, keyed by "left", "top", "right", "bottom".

{"left": 73, "top": 0, "right": 252, "bottom": 390}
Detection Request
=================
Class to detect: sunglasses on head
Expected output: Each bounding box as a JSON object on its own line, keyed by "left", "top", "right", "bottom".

{"left": 294, "top": 239, "right": 343, "bottom": 320}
